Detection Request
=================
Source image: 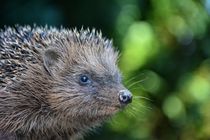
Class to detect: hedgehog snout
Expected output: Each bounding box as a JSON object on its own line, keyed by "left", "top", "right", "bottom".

{"left": 118, "top": 89, "right": 132, "bottom": 105}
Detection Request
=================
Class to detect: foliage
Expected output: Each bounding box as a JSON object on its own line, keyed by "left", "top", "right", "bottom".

{"left": 1, "top": 0, "right": 210, "bottom": 139}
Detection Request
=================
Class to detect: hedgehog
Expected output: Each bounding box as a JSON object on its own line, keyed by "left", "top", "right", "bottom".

{"left": 0, "top": 25, "right": 132, "bottom": 140}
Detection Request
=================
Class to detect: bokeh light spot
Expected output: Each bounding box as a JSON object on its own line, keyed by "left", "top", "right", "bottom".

{"left": 120, "top": 22, "right": 159, "bottom": 73}
{"left": 163, "top": 95, "right": 184, "bottom": 119}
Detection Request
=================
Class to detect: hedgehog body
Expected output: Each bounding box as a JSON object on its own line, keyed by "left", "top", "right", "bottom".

{"left": 0, "top": 26, "right": 132, "bottom": 140}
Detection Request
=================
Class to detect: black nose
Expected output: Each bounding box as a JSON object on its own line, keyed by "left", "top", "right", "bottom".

{"left": 119, "top": 90, "right": 132, "bottom": 104}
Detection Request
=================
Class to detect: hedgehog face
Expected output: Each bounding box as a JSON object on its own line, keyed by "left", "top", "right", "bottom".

{"left": 43, "top": 42, "right": 132, "bottom": 126}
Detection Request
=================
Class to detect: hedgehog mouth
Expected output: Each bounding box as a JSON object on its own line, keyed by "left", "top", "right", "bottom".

{"left": 95, "top": 96, "right": 122, "bottom": 109}
{"left": 91, "top": 106, "right": 119, "bottom": 120}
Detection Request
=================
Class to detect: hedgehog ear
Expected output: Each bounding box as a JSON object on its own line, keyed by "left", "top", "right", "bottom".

{"left": 43, "top": 48, "right": 61, "bottom": 76}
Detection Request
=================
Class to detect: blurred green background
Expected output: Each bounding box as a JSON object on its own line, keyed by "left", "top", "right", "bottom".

{"left": 1, "top": 0, "right": 210, "bottom": 139}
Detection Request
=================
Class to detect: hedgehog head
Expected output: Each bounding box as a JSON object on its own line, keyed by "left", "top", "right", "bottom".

{"left": 42, "top": 30, "right": 133, "bottom": 128}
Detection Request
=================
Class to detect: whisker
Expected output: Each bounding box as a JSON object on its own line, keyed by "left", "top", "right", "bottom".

{"left": 133, "top": 96, "right": 153, "bottom": 101}
{"left": 135, "top": 102, "right": 152, "bottom": 111}
{"left": 125, "top": 105, "right": 147, "bottom": 119}
{"left": 129, "top": 85, "right": 144, "bottom": 91}
{"left": 125, "top": 107, "right": 137, "bottom": 118}
{"left": 127, "top": 77, "right": 148, "bottom": 89}
{"left": 124, "top": 73, "right": 146, "bottom": 85}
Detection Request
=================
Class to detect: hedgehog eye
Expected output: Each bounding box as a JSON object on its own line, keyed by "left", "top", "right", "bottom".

{"left": 79, "top": 75, "right": 91, "bottom": 85}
